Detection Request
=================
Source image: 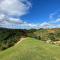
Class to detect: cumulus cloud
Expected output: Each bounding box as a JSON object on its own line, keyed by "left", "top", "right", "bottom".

{"left": 49, "top": 12, "right": 57, "bottom": 19}
{"left": 0, "top": 0, "right": 32, "bottom": 29}
{"left": 32, "top": 10, "right": 60, "bottom": 29}
{"left": 0, "top": 0, "right": 60, "bottom": 29}
{"left": 0, "top": 0, "right": 31, "bottom": 16}
{"left": 49, "top": 10, "right": 60, "bottom": 19}
{"left": 38, "top": 22, "right": 52, "bottom": 29}
{"left": 55, "top": 18, "right": 60, "bottom": 22}
{"left": 24, "top": 10, "right": 60, "bottom": 29}
{"left": 46, "top": 10, "right": 60, "bottom": 29}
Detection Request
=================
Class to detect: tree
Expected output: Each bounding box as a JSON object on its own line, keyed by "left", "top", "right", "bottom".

{"left": 48, "top": 33, "right": 56, "bottom": 41}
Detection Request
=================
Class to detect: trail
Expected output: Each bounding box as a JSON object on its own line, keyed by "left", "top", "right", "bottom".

{"left": 15, "top": 38, "right": 26, "bottom": 45}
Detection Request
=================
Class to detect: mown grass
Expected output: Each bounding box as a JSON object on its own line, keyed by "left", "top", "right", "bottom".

{"left": 0, "top": 37, "right": 60, "bottom": 60}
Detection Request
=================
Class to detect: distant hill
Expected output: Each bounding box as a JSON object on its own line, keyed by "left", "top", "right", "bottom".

{"left": 0, "top": 28, "right": 60, "bottom": 50}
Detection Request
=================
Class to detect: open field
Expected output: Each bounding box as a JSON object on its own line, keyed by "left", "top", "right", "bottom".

{"left": 0, "top": 37, "right": 60, "bottom": 60}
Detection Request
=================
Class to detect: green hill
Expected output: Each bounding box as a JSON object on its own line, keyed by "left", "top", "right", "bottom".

{"left": 0, "top": 37, "right": 60, "bottom": 60}
{"left": 0, "top": 28, "right": 60, "bottom": 60}
{"left": 0, "top": 28, "right": 60, "bottom": 50}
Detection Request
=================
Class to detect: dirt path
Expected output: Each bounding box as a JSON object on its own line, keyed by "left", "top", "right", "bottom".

{"left": 15, "top": 38, "right": 26, "bottom": 45}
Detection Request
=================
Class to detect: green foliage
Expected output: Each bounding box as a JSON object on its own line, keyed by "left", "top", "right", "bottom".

{"left": 48, "top": 33, "right": 56, "bottom": 41}
{"left": 0, "top": 28, "right": 27, "bottom": 50}
{"left": 55, "top": 33, "right": 60, "bottom": 39}
{"left": 0, "top": 28, "right": 60, "bottom": 50}
{"left": 0, "top": 38, "right": 60, "bottom": 60}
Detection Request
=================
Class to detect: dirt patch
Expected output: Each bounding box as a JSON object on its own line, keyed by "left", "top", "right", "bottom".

{"left": 15, "top": 38, "right": 26, "bottom": 45}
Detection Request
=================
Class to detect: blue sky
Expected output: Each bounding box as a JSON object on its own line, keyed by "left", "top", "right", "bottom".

{"left": 22, "top": 0, "right": 60, "bottom": 23}
{"left": 0, "top": 0, "right": 60, "bottom": 29}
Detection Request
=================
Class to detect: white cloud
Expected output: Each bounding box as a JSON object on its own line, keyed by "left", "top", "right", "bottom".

{"left": 39, "top": 22, "right": 51, "bottom": 28}
{"left": 49, "top": 10, "right": 60, "bottom": 19}
{"left": 55, "top": 18, "right": 60, "bottom": 22}
{"left": 46, "top": 10, "right": 60, "bottom": 29}
{"left": 49, "top": 12, "right": 56, "bottom": 19}
{"left": 40, "top": 22, "right": 50, "bottom": 26}
{"left": 0, "top": 0, "right": 32, "bottom": 29}
{"left": 28, "top": 24, "right": 39, "bottom": 29}
{"left": 32, "top": 10, "right": 60, "bottom": 29}
{"left": 0, "top": 0, "right": 60, "bottom": 29}
{"left": 0, "top": 0, "right": 31, "bottom": 16}
{"left": 8, "top": 18, "right": 24, "bottom": 24}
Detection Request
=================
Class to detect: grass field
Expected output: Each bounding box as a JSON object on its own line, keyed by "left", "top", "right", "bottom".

{"left": 0, "top": 37, "right": 60, "bottom": 60}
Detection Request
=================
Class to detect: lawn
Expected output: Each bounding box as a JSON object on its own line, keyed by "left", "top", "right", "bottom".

{"left": 0, "top": 37, "right": 60, "bottom": 60}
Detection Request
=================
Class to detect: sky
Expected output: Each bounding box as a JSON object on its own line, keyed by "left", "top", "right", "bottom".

{"left": 0, "top": 0, "right": 60, "bottom": 29}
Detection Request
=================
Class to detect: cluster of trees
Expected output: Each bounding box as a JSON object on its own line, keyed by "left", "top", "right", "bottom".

{"left": 0, "top": 28, "right": 27, "bottom": 51}
{"left": 48, "top": 33, "right": 60, "bottom": 41}
{"left": 27, "top": 29, "right": 60, "bottom": 42}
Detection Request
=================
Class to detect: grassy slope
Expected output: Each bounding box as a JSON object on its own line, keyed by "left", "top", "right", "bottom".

{"left": 0, "top": 37, "right": 60, "bottom": 60}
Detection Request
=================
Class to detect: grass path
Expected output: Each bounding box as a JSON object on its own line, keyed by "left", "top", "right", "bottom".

{"left": 0, "top": 37, "right": 60, "bottom": 60}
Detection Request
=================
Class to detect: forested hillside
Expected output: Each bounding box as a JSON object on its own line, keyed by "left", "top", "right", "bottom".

{"left": 0, "top": 28, "right": 27, "bottom": 50}
{"left": 0, "top": 28, "right": 60, "bottom": 50}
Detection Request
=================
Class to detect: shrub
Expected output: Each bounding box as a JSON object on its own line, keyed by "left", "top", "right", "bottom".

{"left": 48, "top": 33, "right": 56, "bottom": 41}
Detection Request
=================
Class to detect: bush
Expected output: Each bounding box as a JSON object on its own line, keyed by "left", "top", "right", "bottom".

{"left": 48, "top": 33, "right": 56, "bottom": 41}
